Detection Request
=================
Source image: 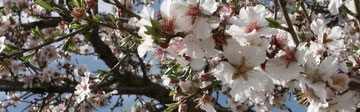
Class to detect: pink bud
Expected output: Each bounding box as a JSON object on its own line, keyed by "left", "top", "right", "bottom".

{"left": 325, "top": 87, "right": 335, "bottom": 100}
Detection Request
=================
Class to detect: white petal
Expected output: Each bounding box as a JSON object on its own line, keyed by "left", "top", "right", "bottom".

{"left": 193, "top": 17, "right": 213, "bottom": 39}
{"left": 310, "top": 19, "right": 326, "bottom": 35}
{"left": 248, "top": 70, "right": 270, "bottom": 91}
{"left": 328, "top": 0, "right": 343, "bottom": 15}
{"left": 190, "top": 58, "right": 206, "bottom": 71}
{"left": 0, "top": 36, "right": 5, "bottom": 53}
{"left": 266, "top": 58, "right": 303, "bottom": 84}
{"left": 214, "top": 61, "right": 236, "bottom": 85}
{"left": 319, "top": 56, "right": 338, "bottom": 80}
{"left": 240, "top": 46, "right": 266, "bottom": 67}
{"left": 223, "top": 39, "right": 243, "bottom": 65}
{"left": 200, "top": 0, "right": 218, "bottom": 15}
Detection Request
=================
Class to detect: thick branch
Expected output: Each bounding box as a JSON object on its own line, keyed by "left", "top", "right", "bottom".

{"left": 86, "top": 25, "right": 173, "bottom": 104}
{"left": 21, "top": 17, "right": 64, "bottom": 31}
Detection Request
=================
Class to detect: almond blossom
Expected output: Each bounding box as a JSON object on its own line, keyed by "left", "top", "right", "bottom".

{"left": 170, "top": 0, "right": 218, "bottom": 39}
{"left": 227, "top": 5, "right": 277, "bottom": 39}
{"left": 75, "top": 71, "right": 93, "bottom": 103}
{"left": 214, "top": 42, "right": 271, "bottom": 102}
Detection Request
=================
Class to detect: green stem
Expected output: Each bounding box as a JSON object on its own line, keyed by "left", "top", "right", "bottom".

{"left": 300, "top": 2, "right": 312, "bottom": 24}
{"left": 278, "top": 0, "right": 300, "bottom": 46}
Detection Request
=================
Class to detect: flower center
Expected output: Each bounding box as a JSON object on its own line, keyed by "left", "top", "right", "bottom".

{"left": 213, "top": 28, "right": 230, "bottom": 47}
{"left": 332, "top": 76, "right": 346, "bottom": 87}
{"left": 187, "top": 5, "right": 201, "bottom": 19}
{"left": 246, "top": 23, "right": 260, "bottom": 33}
{"left": 280, "top": 49, "right": 296, "bottom": 64}
{"left": 83, "top": 84, "right": 88, "bottom": 91}
{"left": 155, "top": 49, "right": 168, "bottom": 61}
{"left": 236, "top": 65, "right": 248, "bottom": 75}
{"left": 310, "top": 70, "right": 322, "bottom": 82}
{"left": 161, "top": 18, "right": 175, "bottom": 33}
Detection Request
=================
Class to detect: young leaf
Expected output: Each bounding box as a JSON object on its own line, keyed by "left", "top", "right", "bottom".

{"left": 31, "top": 26, "right": 44, "bottom": 38}
{"left": 121, "top": 36, "right": 131, "bottom": 47}
{"left": 73, "top": 0, "right": 83, "bottom": 7}
{"left": 35, "top": 0, "right": 55, "bottom": 10}
{"left": 169, "top": 89, "right": 176, "bottom": 96}
{"left": 109, "top": 14, "right": 116, "bottom": 23}
{"left": 71, "top": 24, "right": 83, "bottom": 29}
{"left": 144, "top": 25, "right": 156, "bottom": 36}
{"left": 4, "top": 44, "right": 20, "bottom": 53}
{"left": 21, "top": 52, "right": 35, "bottom": 63}
{"left": 150, "top": 17, "right": 162, "bottom": 34}
{"left": 97, "top": 70, "right": 109, "bottom": 78}
{"left": 266, "top": 18, "right": 281, "bottom": 28}
{"left": 350, "top": 43, "right": 359, "bottom": 51}
{"left": 164, "top": 103, "right": 180, "bottom": 112}
{"left": 92, "top": 14, "right": 103, "bottom": 21}
{"left": 299, "top": 28, "right": 306, "bottom": 41}
{"left": 62, "top": 38, "right": 76, "bottom": 51}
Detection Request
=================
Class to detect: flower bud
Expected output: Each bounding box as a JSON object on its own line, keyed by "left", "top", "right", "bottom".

{"left": 71, "top": 7, "right": 86, "bottom": 20}
{"left": 179, "top": 81, "right": 197, "bottom": 93}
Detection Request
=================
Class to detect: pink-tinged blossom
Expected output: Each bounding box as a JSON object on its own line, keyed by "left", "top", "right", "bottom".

{"left": 75, "top": 71, "right": 93, "bottom": 103}
{"left": 227, "top": 5, "right": 277, "bottom": 38}
{"left": 42, "top": 68, "right": 55, "bottom": 82}
{"left": 170, "top": 0, "right": 218, "bottom": 39}
{"left": 310, "top": 19, "right": 345, "bottom": 50}
{"left": 214, "top": 42, "right": 271, "bottom": 102}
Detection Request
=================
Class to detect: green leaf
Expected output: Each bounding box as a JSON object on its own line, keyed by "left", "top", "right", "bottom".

{"left": 73, "top": 0, "right": 83, "bottom": 7}
{"left": 164, "top": 103, "right": 179, "bottom": 112}
{"left": 291, "top": 6, "right": 299, "bottom": 13}
{"left": 150, "top": 17, "right": 162, "bottom": 34}
{"left": 144, "top": 25, "right": 156, "bottom": 36}
{"left": 92, "top": 14, "right": 103, "bottom": 21}
{"left": 85, "top": 31, "right": 92, "bottom": 40}
{"left": 169, "top": 89, "right": 176, "bottom": 96}
{"left": 109, "top": 14, "right": 116, "bottom": 23}
{"left": 346, "top": 62, "right": 353, "bottom": 67}
{"left": 62, "top": 38, "right": 76, "bottom": 51}
{"left": 35, "top": 0, "right": 55, "bottom": 10}
{"left": 97, "top": 70, "right": 109, "bottom": 78}
{"left": 152, "top": 39, "right": 162, "bottom": 45}
{"left": 31, "top": 26, "right": 44, "bottom": 38}
{"left": 266, "top": 18, "right": 281, "bottom": 28}
{"left": 350, "top": 43, "right": 359, "bottom": 51}
{"left": 21, "top": 52, "right": 35, "bottom": 63}
{"left": 4, "top": 44, "right": 20, "bottom": 53}
{"left": 299, "top": 28, "right": 306, "bottom": 41}
{"left": 121, "top": 36, "right": 131, "bottom": 47}
{"left": 71, "top": 24, "right": 83, "bottom": 29}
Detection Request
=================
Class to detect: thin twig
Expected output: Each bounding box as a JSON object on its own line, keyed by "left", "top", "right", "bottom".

{"left": 278, "top": 0, "right": 300, "bottom": 46}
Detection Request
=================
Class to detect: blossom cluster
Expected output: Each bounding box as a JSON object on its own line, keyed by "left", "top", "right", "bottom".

{"left": 133, "top": 0, "right": 360, "bottom": 111}
{"left": 0, "top": 0, "right": 360, "bottom": 111}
